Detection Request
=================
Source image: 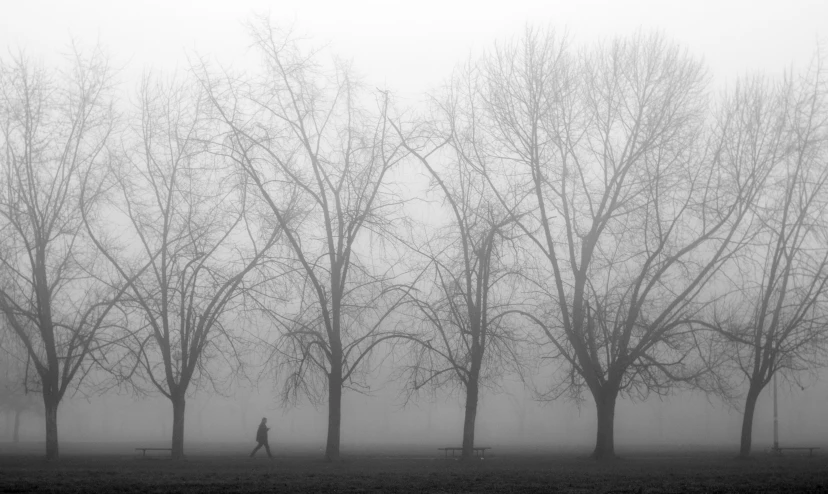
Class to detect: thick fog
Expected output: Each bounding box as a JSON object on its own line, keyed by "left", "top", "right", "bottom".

{"left": 2, "top": 1, "right": 828, "bottom": 464}
{"left": 7, "top": 365, "right": 827, "bottom": 452}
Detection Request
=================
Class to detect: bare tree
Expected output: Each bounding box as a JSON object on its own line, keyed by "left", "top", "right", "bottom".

{"left": 197, "top": 19, "right": 411, "bottom": 461}
{"left": 0, "top": 47, "right": 133, "bottom": 460}
{"left": 703, "top": 57, "right": 828, "bottom": 458}
{"left": 391, "top": 79, "right": 527, "bottom": 459}
{"left": 473, "top": 29, "right": 771, "bottom": 459}
{"left": 81, "top": 73, "right": 286, "bottom": 459}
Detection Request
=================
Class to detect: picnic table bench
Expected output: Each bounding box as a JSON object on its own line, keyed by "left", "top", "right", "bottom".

{"left": 772, "top": 446, "right": 820, "bottom": 457}
{"left": 135, "top": 447, "right": 173, "bottom": 457}
{"left": 438, "top": 447, "right": 491, "bottom": 458}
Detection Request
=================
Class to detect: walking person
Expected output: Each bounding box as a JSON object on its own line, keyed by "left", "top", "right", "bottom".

{"left": 250, "top": 417, "right": 272, "bottom": 458}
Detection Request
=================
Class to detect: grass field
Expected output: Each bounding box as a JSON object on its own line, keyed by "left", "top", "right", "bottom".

{"left": 1, "top": 442, "right": 827, "bottom": 493}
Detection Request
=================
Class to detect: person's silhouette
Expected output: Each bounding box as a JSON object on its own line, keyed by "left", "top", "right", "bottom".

{"left": 250, "top": 417, "right": 272, "bottom": 458}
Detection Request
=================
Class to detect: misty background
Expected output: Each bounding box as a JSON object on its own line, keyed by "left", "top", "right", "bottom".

{"left": 2, "top": 0, "right": 828, "bottom": 460}
{"left": 6, "top": 364, "right": 828, "bottom": 451}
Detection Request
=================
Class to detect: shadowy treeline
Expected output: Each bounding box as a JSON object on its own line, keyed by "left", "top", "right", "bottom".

{"left": 1, "top": 18, "right": 827, "bottom": 461}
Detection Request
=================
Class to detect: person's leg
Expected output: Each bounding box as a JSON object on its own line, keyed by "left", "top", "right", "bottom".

{"left": 250, "top": 442, "right": 263, "bottom": 457}
{"left": 264, "top": 441, "right": 272, "bottom": 458}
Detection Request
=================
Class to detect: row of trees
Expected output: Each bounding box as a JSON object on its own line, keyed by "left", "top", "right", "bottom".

{"left": 2, "top": 22, "right": 827, "bottom": 462}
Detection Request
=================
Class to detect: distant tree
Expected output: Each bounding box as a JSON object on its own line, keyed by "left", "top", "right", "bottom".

{"left": 198, "top": 18, "right": 413, "bottom": 461}
{"left": 0, "top": 339, "right": 43, "bottom": 442}
{"left": 474, "top": 29, "right": 771, "bottom": 459}
{"left": 0, "top": 47, "right": 137, "bottom": 460}
{"left": 81, "top": 73, "right": 287, "bottom": 459}
{"left": 703, "top": 58, "right": 828, "bottom": 458}
{"left": 391, "top": 76, "right": 527, "bottom": 459}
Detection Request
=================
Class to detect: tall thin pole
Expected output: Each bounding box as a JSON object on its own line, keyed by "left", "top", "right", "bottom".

{"left": 773, "top": 371, "right": 779, "bottom": 451}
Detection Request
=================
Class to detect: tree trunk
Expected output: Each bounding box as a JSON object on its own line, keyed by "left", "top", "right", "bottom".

{"left": 592, "top": 388, "right": 618, "bottom": 460}
{"left": 43, "top": 393, "right": 59, "bottom": 460}
{"left": 325, "top": 369, "right": 343, "bottom": 462}
{"left": 739, "top": 386, "right": 761, "bottom": 458}
{"left": 171, "top": 395, "right": 186, "bottom": 459}
{"left": 13, "top": 409, "right": 21, "bottom": 443}
{"left": 461, "top": 376, "right": 480, "bottom": 459}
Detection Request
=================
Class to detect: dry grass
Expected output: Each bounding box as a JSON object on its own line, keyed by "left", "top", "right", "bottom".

{"left": 1, "top": 445, "right": 826, "bottom": 493}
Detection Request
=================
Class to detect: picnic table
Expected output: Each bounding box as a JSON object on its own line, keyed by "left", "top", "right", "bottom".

{"left": 772, "top": 446, "right": 820, "bottom": 457}
{"left": 135, "top": 447, "right": 173, "bottom": 457}
{"left": 438, "top": 447, "right": 491, "bottom": 458}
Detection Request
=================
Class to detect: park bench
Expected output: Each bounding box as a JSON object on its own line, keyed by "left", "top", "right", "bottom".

{"left": 135, "top": 447, "right": 173, "bottom": 458}
{"left": 438, "top": 447, "right": 491, "bottom": 458}
{"left": 772, "top": 446, "right": 820, "bottom": 457}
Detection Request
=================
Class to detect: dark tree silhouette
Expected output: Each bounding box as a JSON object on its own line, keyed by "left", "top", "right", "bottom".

{"left": 81, "top": 73, "right": 286, "bottom": 459}
{"left": 198, "top": 19, "right": 413, "bottom": 461}
{"left": 391, "top": 78, "right": 526, "bottom": 459}
{"left": 0, "top": 47, "right": 137, "bottom": 460}
{"left": 703, "top": 57, "right": 828, "bottom": 458}
{"left": 468, "top": 29, "right": 771, "bottom": 459}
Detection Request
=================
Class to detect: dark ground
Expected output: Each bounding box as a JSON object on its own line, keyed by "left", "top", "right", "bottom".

{"left": 1, "top": 443, "right": 826, "bottom": 493}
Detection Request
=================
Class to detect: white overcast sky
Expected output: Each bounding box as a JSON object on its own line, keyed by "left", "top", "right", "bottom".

{"left": 1, "top": 0, "right": 826, "bottom": 97}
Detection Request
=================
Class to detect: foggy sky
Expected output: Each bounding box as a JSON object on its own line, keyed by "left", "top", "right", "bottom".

{"left": 2, "top": 0, "right": 828, "bottom": 455}
{"left": 2, "top": 0, "right": 826, "bottom": 99}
